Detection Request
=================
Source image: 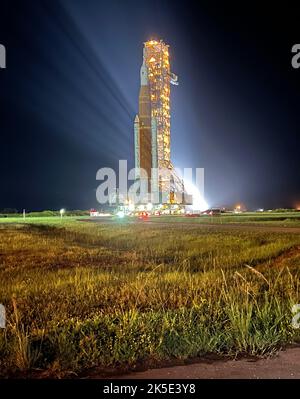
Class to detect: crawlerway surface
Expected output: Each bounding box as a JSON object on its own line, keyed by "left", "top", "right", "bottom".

{"left": 84, "top": 347, "right": 300, "bottom": 379}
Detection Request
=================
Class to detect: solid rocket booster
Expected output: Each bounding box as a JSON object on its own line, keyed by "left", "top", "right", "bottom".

{"left": 135, "top": 57, "right": 152, "bottom": 189}
{"left": 134, "top": 115, "right": 140, "bottom": 179}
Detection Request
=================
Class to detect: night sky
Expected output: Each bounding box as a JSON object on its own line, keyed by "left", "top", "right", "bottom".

{"left": 0, "top": 1, "right": 300, "bottom": 211}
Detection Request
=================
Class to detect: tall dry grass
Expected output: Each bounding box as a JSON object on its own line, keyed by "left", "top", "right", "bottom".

{"left": 0, "top": 220, "right": 299, "bottom": 375}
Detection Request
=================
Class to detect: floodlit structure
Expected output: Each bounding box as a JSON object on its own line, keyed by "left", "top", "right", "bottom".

{"left": 134, "top": 39, "right": 186, "bottom": 204}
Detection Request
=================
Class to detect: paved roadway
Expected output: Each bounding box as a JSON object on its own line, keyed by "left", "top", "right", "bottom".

{"left": 110, "top": 347, "right": 300, "bottom": 379}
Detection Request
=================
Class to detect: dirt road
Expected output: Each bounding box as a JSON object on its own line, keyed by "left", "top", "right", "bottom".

{"left": 141, "top": 221, "right": 300, "bottom": 234}
{"left": 84, "top": 217, "right": 300, "bottom": 234}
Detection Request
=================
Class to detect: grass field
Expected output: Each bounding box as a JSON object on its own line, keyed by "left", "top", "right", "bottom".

{"left": 0, "top": 215, "right": 300, "bottom": 377}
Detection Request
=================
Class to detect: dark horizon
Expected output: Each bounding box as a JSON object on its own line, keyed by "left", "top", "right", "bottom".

{"left": 1, "top": 1, "right": 300, "bottom": 211}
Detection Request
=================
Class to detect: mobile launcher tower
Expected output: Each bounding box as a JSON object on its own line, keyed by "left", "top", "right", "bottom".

{"left": 134, "top": 39, "right": 192, "bottom": 209}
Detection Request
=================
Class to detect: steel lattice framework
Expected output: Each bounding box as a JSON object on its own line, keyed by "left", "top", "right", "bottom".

{"left": 134, "top": 39, "right": 187, "bottom": 204}
{"left": 144, "top": 40, "right": 183, "bottom": 200}
{"left": 143, "top": 40, "right": 172, "bottom": 167}
{"left": 144, "top": 40, "right": 177, "bottom": 168}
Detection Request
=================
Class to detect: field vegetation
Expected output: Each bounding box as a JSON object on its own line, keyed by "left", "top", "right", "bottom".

{"left": 0, "top": 216, "right": 299, "bottom": 376}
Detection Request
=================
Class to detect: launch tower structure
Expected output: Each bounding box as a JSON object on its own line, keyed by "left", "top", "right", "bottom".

{"left": 134, "top": 39, "right": 185, "bottom": 204}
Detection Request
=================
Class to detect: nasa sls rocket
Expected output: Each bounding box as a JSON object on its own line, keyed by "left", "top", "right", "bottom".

{"left": 134, "top": 40, "right": 180, "bottom": 201}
